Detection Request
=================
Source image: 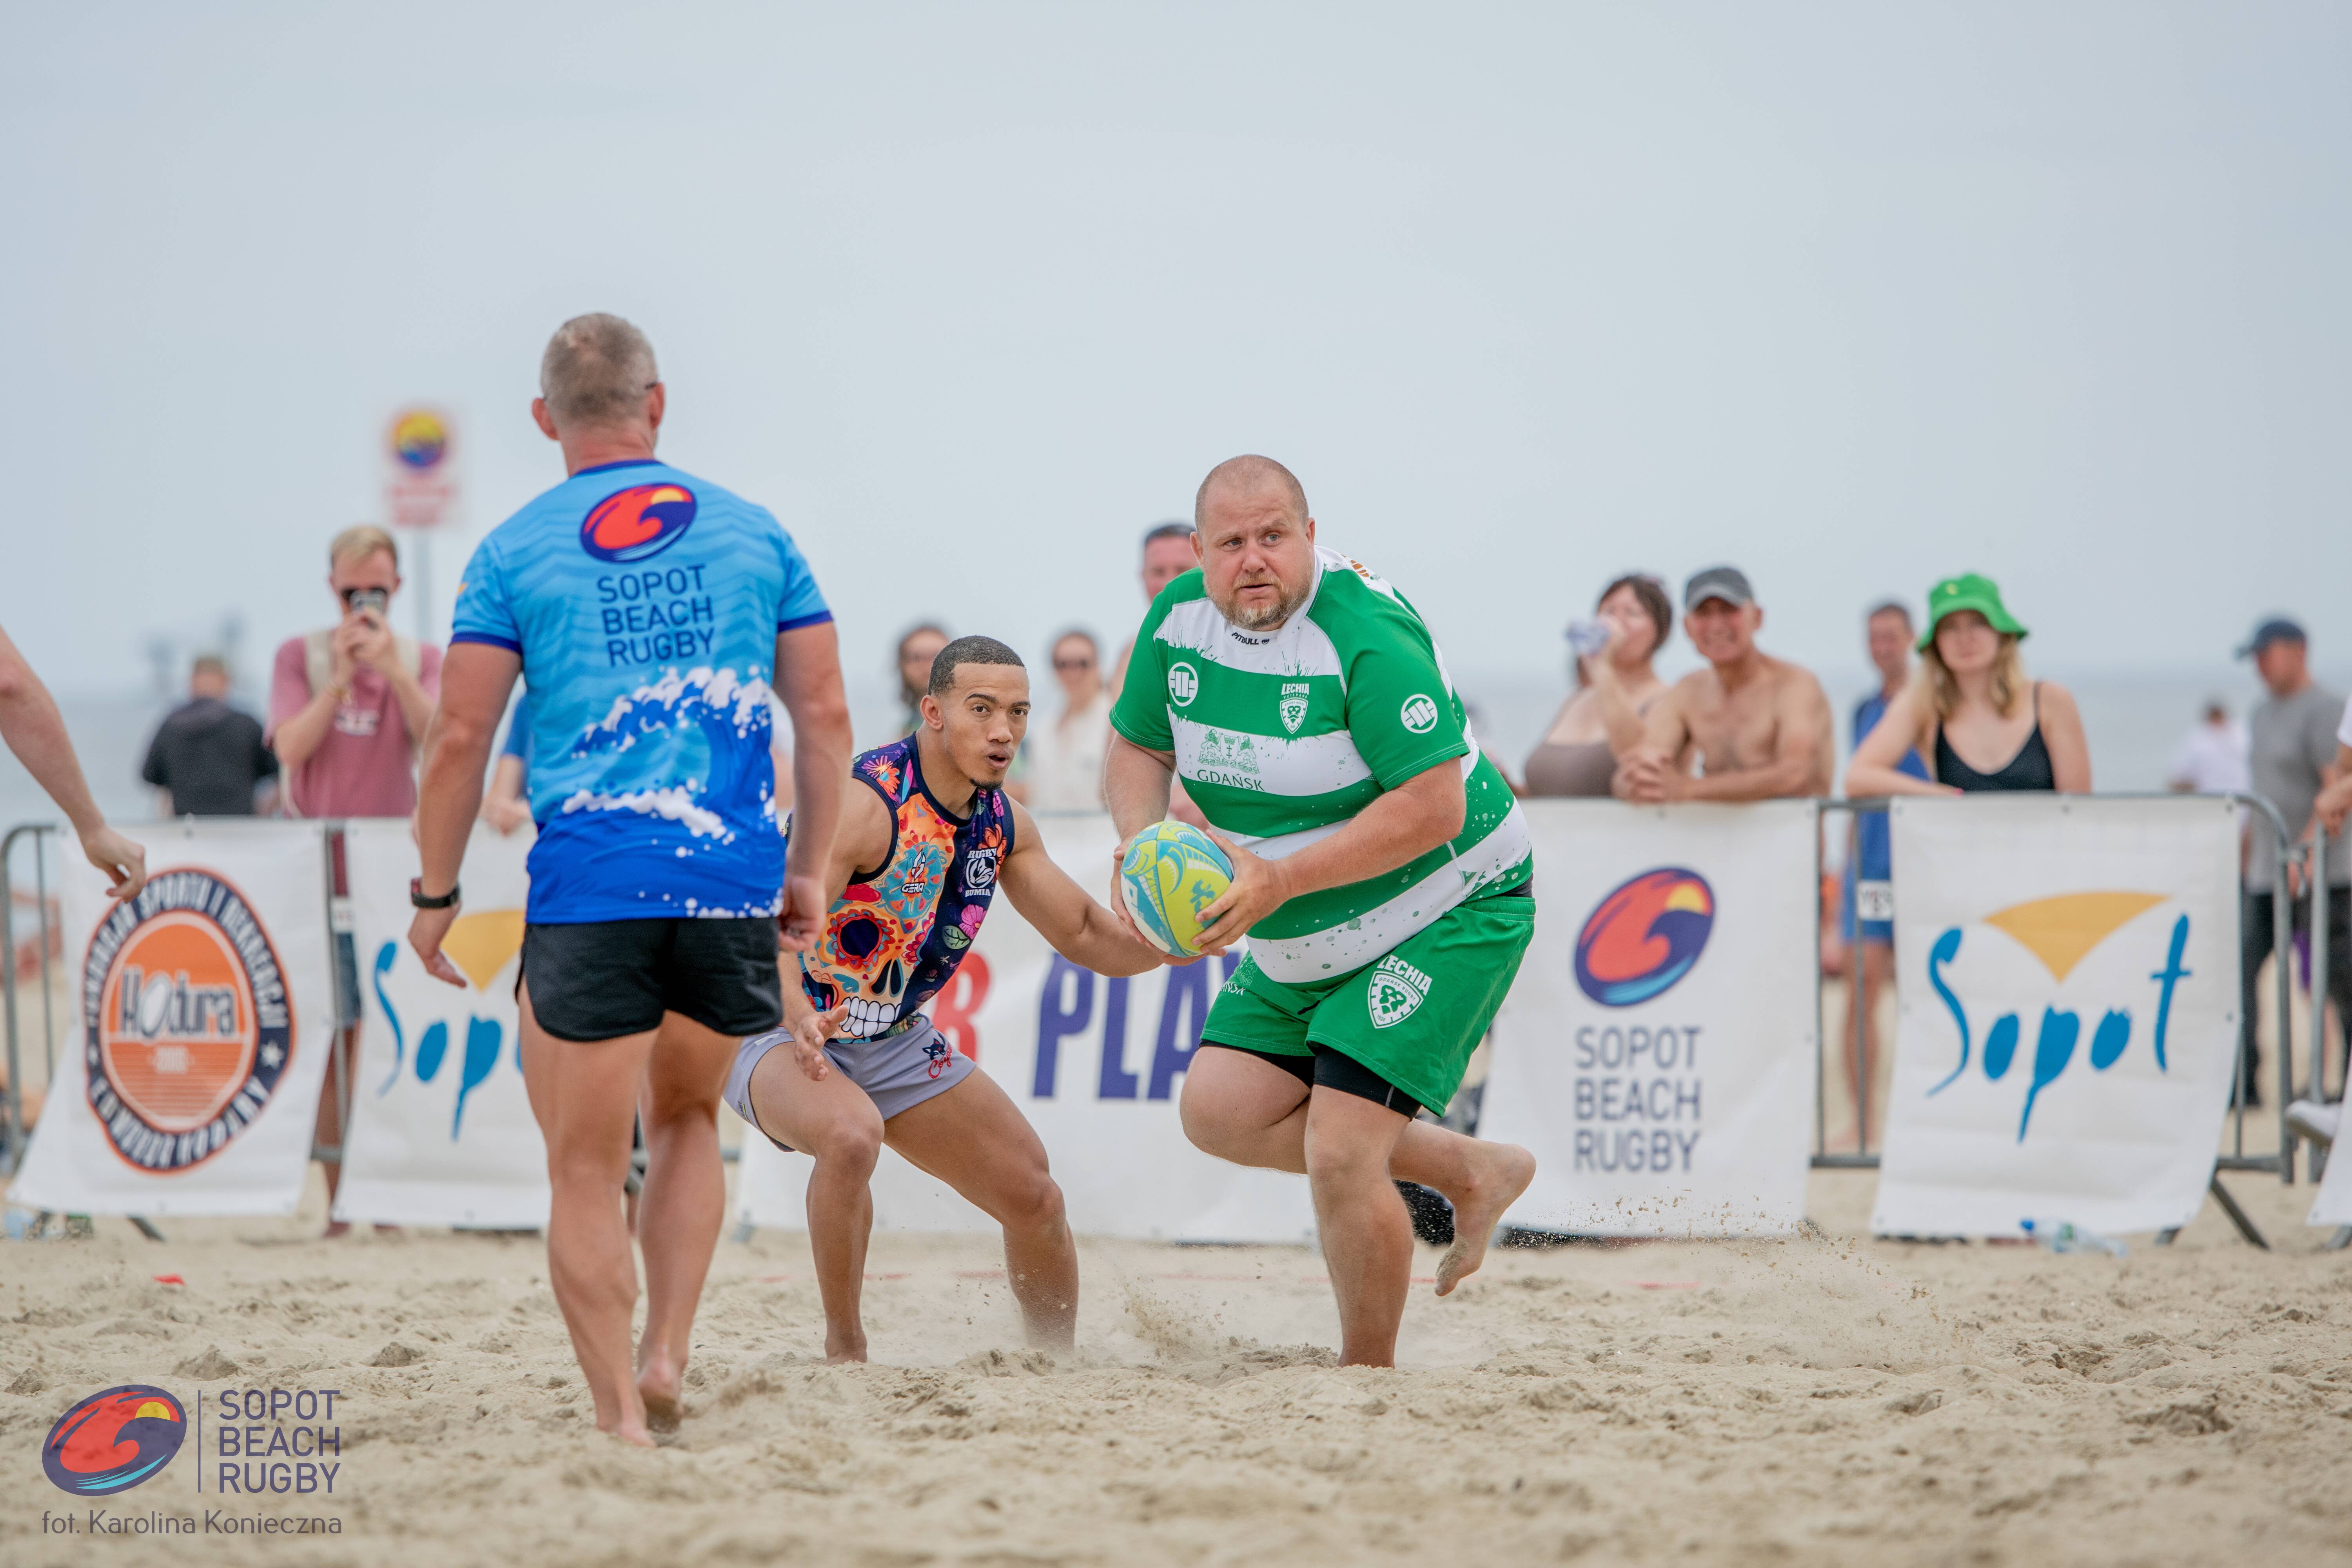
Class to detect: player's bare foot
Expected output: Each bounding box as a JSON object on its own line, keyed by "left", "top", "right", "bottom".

{"left": 825, "top": 1328, "right": 868, "bottom": 1365}
{"left": 601, "top": 1416, "right": 657, "bottom": 1449}
{"left": 1434, "top": 1141, "right": 1534, "bottom": 1296}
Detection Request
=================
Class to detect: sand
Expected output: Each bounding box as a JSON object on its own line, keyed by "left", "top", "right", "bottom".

{"left": 5, "top": 1167, "right": 2350, "bottom": 1567}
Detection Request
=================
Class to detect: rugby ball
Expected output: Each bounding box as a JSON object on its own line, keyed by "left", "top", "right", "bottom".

{"left": 1119, "top": 820, "right": 1235, "bottom": 959}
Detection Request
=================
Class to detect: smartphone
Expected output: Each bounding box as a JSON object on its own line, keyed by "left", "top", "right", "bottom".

{"left": 346, "top": 588, "right": 390, "bottom": 617}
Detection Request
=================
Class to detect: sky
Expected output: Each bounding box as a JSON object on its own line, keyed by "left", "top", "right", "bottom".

{"left": 2, "top": 2, "right": 2346, "bottom": 711}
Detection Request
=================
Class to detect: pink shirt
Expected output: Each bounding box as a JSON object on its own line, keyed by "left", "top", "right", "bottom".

{"left": 266, "top": 635, "right": 443, "bottom": 817}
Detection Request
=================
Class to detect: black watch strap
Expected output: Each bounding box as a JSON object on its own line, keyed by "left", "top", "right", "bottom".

{"left": 410, "top": 877, "right": 461, "bottom": 910}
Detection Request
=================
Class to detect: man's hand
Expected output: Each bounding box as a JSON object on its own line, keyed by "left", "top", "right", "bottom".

{"left": 481, "top": 796, "right": 532, "bottom": 835}
{"left": 346, "top": 611, "right": 397, "bottom": 676}
{"left": 1616, "top": 746, "right": 1684, "bottom": 803}
{"left": 789, "top": 1002, "right": 851, "bottom": 1082}
{"left": 409, "top": 900, "right": 466, "bottom": 987}
{"left": 1106, "top": 837, "right": 1207, "bottom": 968}
{"left": 78, "top": 824, "right": 147, "bottom": 901}
{"left": 328, "top": 618, "right": 366, "bottom": 688}
{"left": 778, "top": 873, "right": 828, "bottom": 952}
{"left": 2316, "top": 776, "right": 2352, "bottom": 837}
{"left": 1189, "top": 830, "right": 1290, "bottom": 956}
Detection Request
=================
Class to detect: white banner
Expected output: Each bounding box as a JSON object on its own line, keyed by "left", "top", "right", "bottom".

{"left": 734, "top": 814, "right": 1316, "bottom": 1243}
{"left": 334, "top": 820, "right": 547, "bottom": 1227}
{"left": 1872, "top": 796, "right": 2240, "bottom": 1238}
{"left": 2313, "top": 1142, "right": 2352, "bottom": 1229}
{"left": 8, "top": 822, "right": 334, "bottom": 1216}
{"left": 1480, "top": 800, "right": 1821, "bottom": 1238}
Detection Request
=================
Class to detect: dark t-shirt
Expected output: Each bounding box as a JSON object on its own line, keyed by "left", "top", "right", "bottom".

{"left": 142, "top": 697, "right": 278, "bottom": 816}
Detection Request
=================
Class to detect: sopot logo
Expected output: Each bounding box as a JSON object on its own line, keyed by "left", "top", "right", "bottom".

{"left": 580, "top": 482, "right": 698, "bottom": 563}
{"left": 370, "top": 908, "right": 525, "bottom": 1140}
{"left": 44, "top": 1386, "right": 187, "bottom": 1495}
{"left": 83, "top": 869, "right": 295, "bottom": 1172}
{"left": 1925, "top": 891, "right": 2191, "bottom": 1142}
{"left": 1168, "top": 661, "right": 1200, "bottom": 707}
{"left": 1399, "top": 694, "right": 1439, "bottom": 734}
{"left": 1367, "top": 954, "right": 1432, "bottom": 1029}
{"left": 1573, "top": 868, "right": 1715, "bottom": 1007}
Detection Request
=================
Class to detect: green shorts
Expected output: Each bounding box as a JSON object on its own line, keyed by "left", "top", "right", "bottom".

{"left": 1200, "top": 885, "right": 1536, "bottom": 1114}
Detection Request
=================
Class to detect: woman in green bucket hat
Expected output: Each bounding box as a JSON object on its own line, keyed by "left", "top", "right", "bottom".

{"left": 1846, "top": 573, "right": 2091, "bottom": 795}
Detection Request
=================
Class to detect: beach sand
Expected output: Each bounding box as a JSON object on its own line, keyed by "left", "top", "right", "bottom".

{"left": 5, "top": 1168, "right": 2349, "bottom": 1566}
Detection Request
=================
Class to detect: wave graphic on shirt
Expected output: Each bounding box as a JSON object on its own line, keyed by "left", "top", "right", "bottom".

{"left": 557, "top": 666, "right": 776, "bottom": 847}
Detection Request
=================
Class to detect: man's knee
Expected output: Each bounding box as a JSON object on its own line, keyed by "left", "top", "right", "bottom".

{"left": 1304, "top": 1128, "right": 1392, "bottom": 1188}
{"left": 806, "top": 1113, "right": 883, "bottom": 1176}
{"left": 995, "top": 1163, "right": 1065, "bottom": 1234}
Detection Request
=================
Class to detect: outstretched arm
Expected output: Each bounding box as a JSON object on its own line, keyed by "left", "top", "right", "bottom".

{"left": 774, "top": 622, "right": 854, "bottom": 951}
{"left": 0, "top": 620, "right": 145, "bottom": 898}
{"left": 999, "top": 800, "right": 1165, "bottom": 976}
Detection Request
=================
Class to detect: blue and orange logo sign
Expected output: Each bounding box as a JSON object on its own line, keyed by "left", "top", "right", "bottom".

{"left": 390, "top": 410, "right": 448, "bottom": 471}
{"left": 581, "top": 483, "right": 697, "bottom": 563}
{"left": 1574, "top": 868, "right": 1715, "bottom": 1007}
{"left": 43, "top": 1386, "right": 187, "bottom": 1495}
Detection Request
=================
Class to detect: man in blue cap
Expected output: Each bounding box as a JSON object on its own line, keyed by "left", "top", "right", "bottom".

{"left": 2238, "top": 616, "right": 2349, "bottom": 1108}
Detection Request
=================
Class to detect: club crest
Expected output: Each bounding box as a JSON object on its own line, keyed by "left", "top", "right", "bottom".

{"left": 1366, "top": 954, "right": 1432, "bottom": 1029}
{"left": 1278, "top": 682, "right": 1310, "bottom": 736}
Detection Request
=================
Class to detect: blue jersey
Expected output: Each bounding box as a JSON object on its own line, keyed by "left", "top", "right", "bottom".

{"left": 452, "top": 458, "right": 831, "bottom": 923}
{"left": 1851, "top": 688, "right": 1928, "bottom": 880}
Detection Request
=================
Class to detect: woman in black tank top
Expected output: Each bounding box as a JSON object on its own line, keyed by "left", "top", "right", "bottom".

{"left": 1846, "top": 573, "right": 2091, "bottom": 799}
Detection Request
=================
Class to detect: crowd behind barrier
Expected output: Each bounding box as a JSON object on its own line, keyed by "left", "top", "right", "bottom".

{"left": 5, "top": 796, "right": 2341, "bottom": 1243}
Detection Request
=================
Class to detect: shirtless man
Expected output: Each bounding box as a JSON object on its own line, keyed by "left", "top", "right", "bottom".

{"left": 1614, "top": 566, "right": 1833, "bottom": 802}
{"left": 724, "top": 636, "right": 1165, "bottom": 1361}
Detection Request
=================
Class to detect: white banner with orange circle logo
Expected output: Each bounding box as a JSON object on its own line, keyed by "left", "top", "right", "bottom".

{"left": 8, "top": 822, "right": 336, "bottom": 1216}
{"left": 1480, "top": 800, "right": 1821, "bottom": 1238}
{"left": 332, "top": 820, "right": 547, "bottom": 1227}
{"left": 1871, "top": 796, "right": 2240, "bottom": 1239}
{"left": 732, "top": 812, "right": 1316, "bottom": 1243}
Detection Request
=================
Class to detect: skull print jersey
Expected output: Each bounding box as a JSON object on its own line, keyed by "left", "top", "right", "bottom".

{"left": 796, "top": 735, "right": 1013, "bottom": 1039}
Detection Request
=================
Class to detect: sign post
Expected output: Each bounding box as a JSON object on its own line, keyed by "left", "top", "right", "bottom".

{"left": 384, "top": 408, "right": 458, "bottom": 645}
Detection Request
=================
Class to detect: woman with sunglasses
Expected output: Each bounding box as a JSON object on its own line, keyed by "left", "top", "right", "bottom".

{"left": 1522, "top": 573, "right": 1673, "bottom": 797}
{"left": 1846, "top": 573, "right": 2091, "bottom": 797}
{"left": 1010, "top": 627, "right": 1112, "bottom": 811}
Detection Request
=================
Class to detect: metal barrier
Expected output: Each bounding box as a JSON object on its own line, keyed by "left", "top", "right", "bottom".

{"left": 1, "top": 822, "right": 59, "bottom": 1178}
{"left": 1807, "top": 793, "right": 2300, "bottom": 1192}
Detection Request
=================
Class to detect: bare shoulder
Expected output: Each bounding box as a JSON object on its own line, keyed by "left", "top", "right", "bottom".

{"left": 2036, "top": 681, "right": 2082, "bottom": 720}
{"left": 1764, "top": 653, "right": 1829, "bottom": 701}
{"left": 839, "top": 773, "right": 895, "bottom": 863}
{"left": 1005, "top": 796, "right": 1045, "bottom": 859}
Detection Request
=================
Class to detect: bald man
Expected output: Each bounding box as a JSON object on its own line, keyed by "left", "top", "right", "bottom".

{"left": 1104, "top": 455, "right": 1537, "bottom": 1368}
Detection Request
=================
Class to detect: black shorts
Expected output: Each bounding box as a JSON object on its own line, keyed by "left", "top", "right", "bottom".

{"left": 517, "top": 919, "right": 782, "bottom": 1043}
{"left": 1200, "top": 1040, "right": 1423, "bottom": 1118}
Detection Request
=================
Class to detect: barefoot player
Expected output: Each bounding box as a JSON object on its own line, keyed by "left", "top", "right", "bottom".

{"left": 725, "top": 636, "right": 1163, "bottom": 1361}
{"left": 1105, "top": 455, "right": 1538, "bottom": 1368}
{"left": 410, "top": 314, "right": 853, "bottom": 1445}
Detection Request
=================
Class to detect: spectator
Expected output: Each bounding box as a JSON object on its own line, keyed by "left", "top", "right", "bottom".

{"left": 1105, "top": 521, "right": 1198, "bottom": 700}
{"left": 1523, "top": 574, "right": 1671, "bottom": 797}
{"left": 1615, "top": 566, "right": 1833, "bottom": 801}
{"left": 267, "top": 525, "right": 442, "bottom": 817}
{"left": 2166, "top": 699, "right": 2251, "bottom": 795}
{"left": 267, "top": 524, "right": 442, "bottom": 1235}
{"left": 2294, "top": 693, "right": 2352, "bottom": 1144}
{"left": 892, "top": 622, "right": 950, "bottom": 737}
{"left": 2235, "top": 617, "right": 2349, "bottom": 1109}
{"left": 1011, "top": 628, "right": 1112, "bottom": 812}
{"left": 480, "top": 690, "right": 535, "bottom": 834}
{"left": 1832, "top": 600, "right": 1928, "bottom": 1150}
{"left": 1846, "top": 573, "right": 2090, "bottom": 797}
{"left": 142, "top": 654, "right": 278, "bottom": 817}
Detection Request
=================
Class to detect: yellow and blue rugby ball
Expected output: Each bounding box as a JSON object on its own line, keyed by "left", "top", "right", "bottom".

{"left": 1119, "top": 820, "right": 1235, "bottom": 959}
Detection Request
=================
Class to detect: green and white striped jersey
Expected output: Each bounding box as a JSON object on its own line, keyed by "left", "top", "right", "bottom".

{"left": 1110, "top": 546, "right": 1532, "bottom": 983}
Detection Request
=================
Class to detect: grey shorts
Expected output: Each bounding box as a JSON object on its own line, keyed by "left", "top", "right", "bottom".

{"left": 723, "top": 1020, "right": 976, "bottom": 1152}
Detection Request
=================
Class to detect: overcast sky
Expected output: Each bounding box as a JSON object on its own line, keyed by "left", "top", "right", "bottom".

{"left": 3, "top": 2, "right": 2345, "bottom": 703}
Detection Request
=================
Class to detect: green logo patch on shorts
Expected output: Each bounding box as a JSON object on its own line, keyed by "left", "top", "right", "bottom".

{"left": 1366, "top": 954, "right": 1433, "bottom": 1029}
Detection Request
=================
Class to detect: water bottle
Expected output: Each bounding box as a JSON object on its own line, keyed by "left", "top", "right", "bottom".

{"left": 1564, "top": 618, "right": 1613, "bottom": 658}
{"left": 2019, "top": 1218, "right": 2127, "bottom": 1258}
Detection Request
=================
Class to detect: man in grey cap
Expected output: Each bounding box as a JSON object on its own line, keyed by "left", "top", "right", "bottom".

{"left": 1615, "top": 566, "right": 1833, "bottom": 802}
{"left": 2237, "top": 615, "right": 2349, "bottom": 1108}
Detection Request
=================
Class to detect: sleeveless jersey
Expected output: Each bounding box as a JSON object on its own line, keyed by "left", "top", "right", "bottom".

{"left": 1109, "top": 546, "right": 1531, "bottom": 984}
{"left": 796, "top": 736, "right": 1013, "bottom": 1040}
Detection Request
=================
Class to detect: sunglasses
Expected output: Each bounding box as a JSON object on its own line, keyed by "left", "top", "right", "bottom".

{"left": 1054, "top": 657, "right": 1095, "bottom": 671}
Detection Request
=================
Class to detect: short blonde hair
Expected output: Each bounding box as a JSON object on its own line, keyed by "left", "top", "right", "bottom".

{"left": 540, "top": 313, "right": 659, "bottom": 427}
{"left": 1915, "top": 632, "right": 2027, "bottom": 725}
{"left": 330, "top": 525, "right": 398, "bottom": 572}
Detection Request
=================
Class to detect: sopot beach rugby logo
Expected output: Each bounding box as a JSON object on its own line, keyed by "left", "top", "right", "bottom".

{"left": 82, "top": 869, "right": 296, "bottom": 1172}
{"left": 1573, "top": 868, "right": 1716, "bottom": 1007}
{"left": 43, "top": 1386, "right": 188, "bottom": 1495}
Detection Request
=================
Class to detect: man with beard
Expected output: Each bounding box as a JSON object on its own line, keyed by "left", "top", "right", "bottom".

{"left": 1104, "top": 455, "right": 1538, "bottom": 1368}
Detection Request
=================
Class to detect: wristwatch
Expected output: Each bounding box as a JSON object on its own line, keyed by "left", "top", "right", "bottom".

{"left": 409, "top": 878, "right": 460, "bottom": 910}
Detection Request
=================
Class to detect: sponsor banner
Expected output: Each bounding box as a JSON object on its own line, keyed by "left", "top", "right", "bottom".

{"left": 734, "top": 814, "right": 1316, "bottom": 1242}
{"left": 1481, "top": 800, "right": 1819, "bottom": 1238}
{"left": 9, "top": 823, "right": 335, "bottom": 1216}
{"left": 1872, "top": 797, "right": 2239, "bottom": 1238}
{"left": 334, "top": 820, "right": 546, "bottom": 1227}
